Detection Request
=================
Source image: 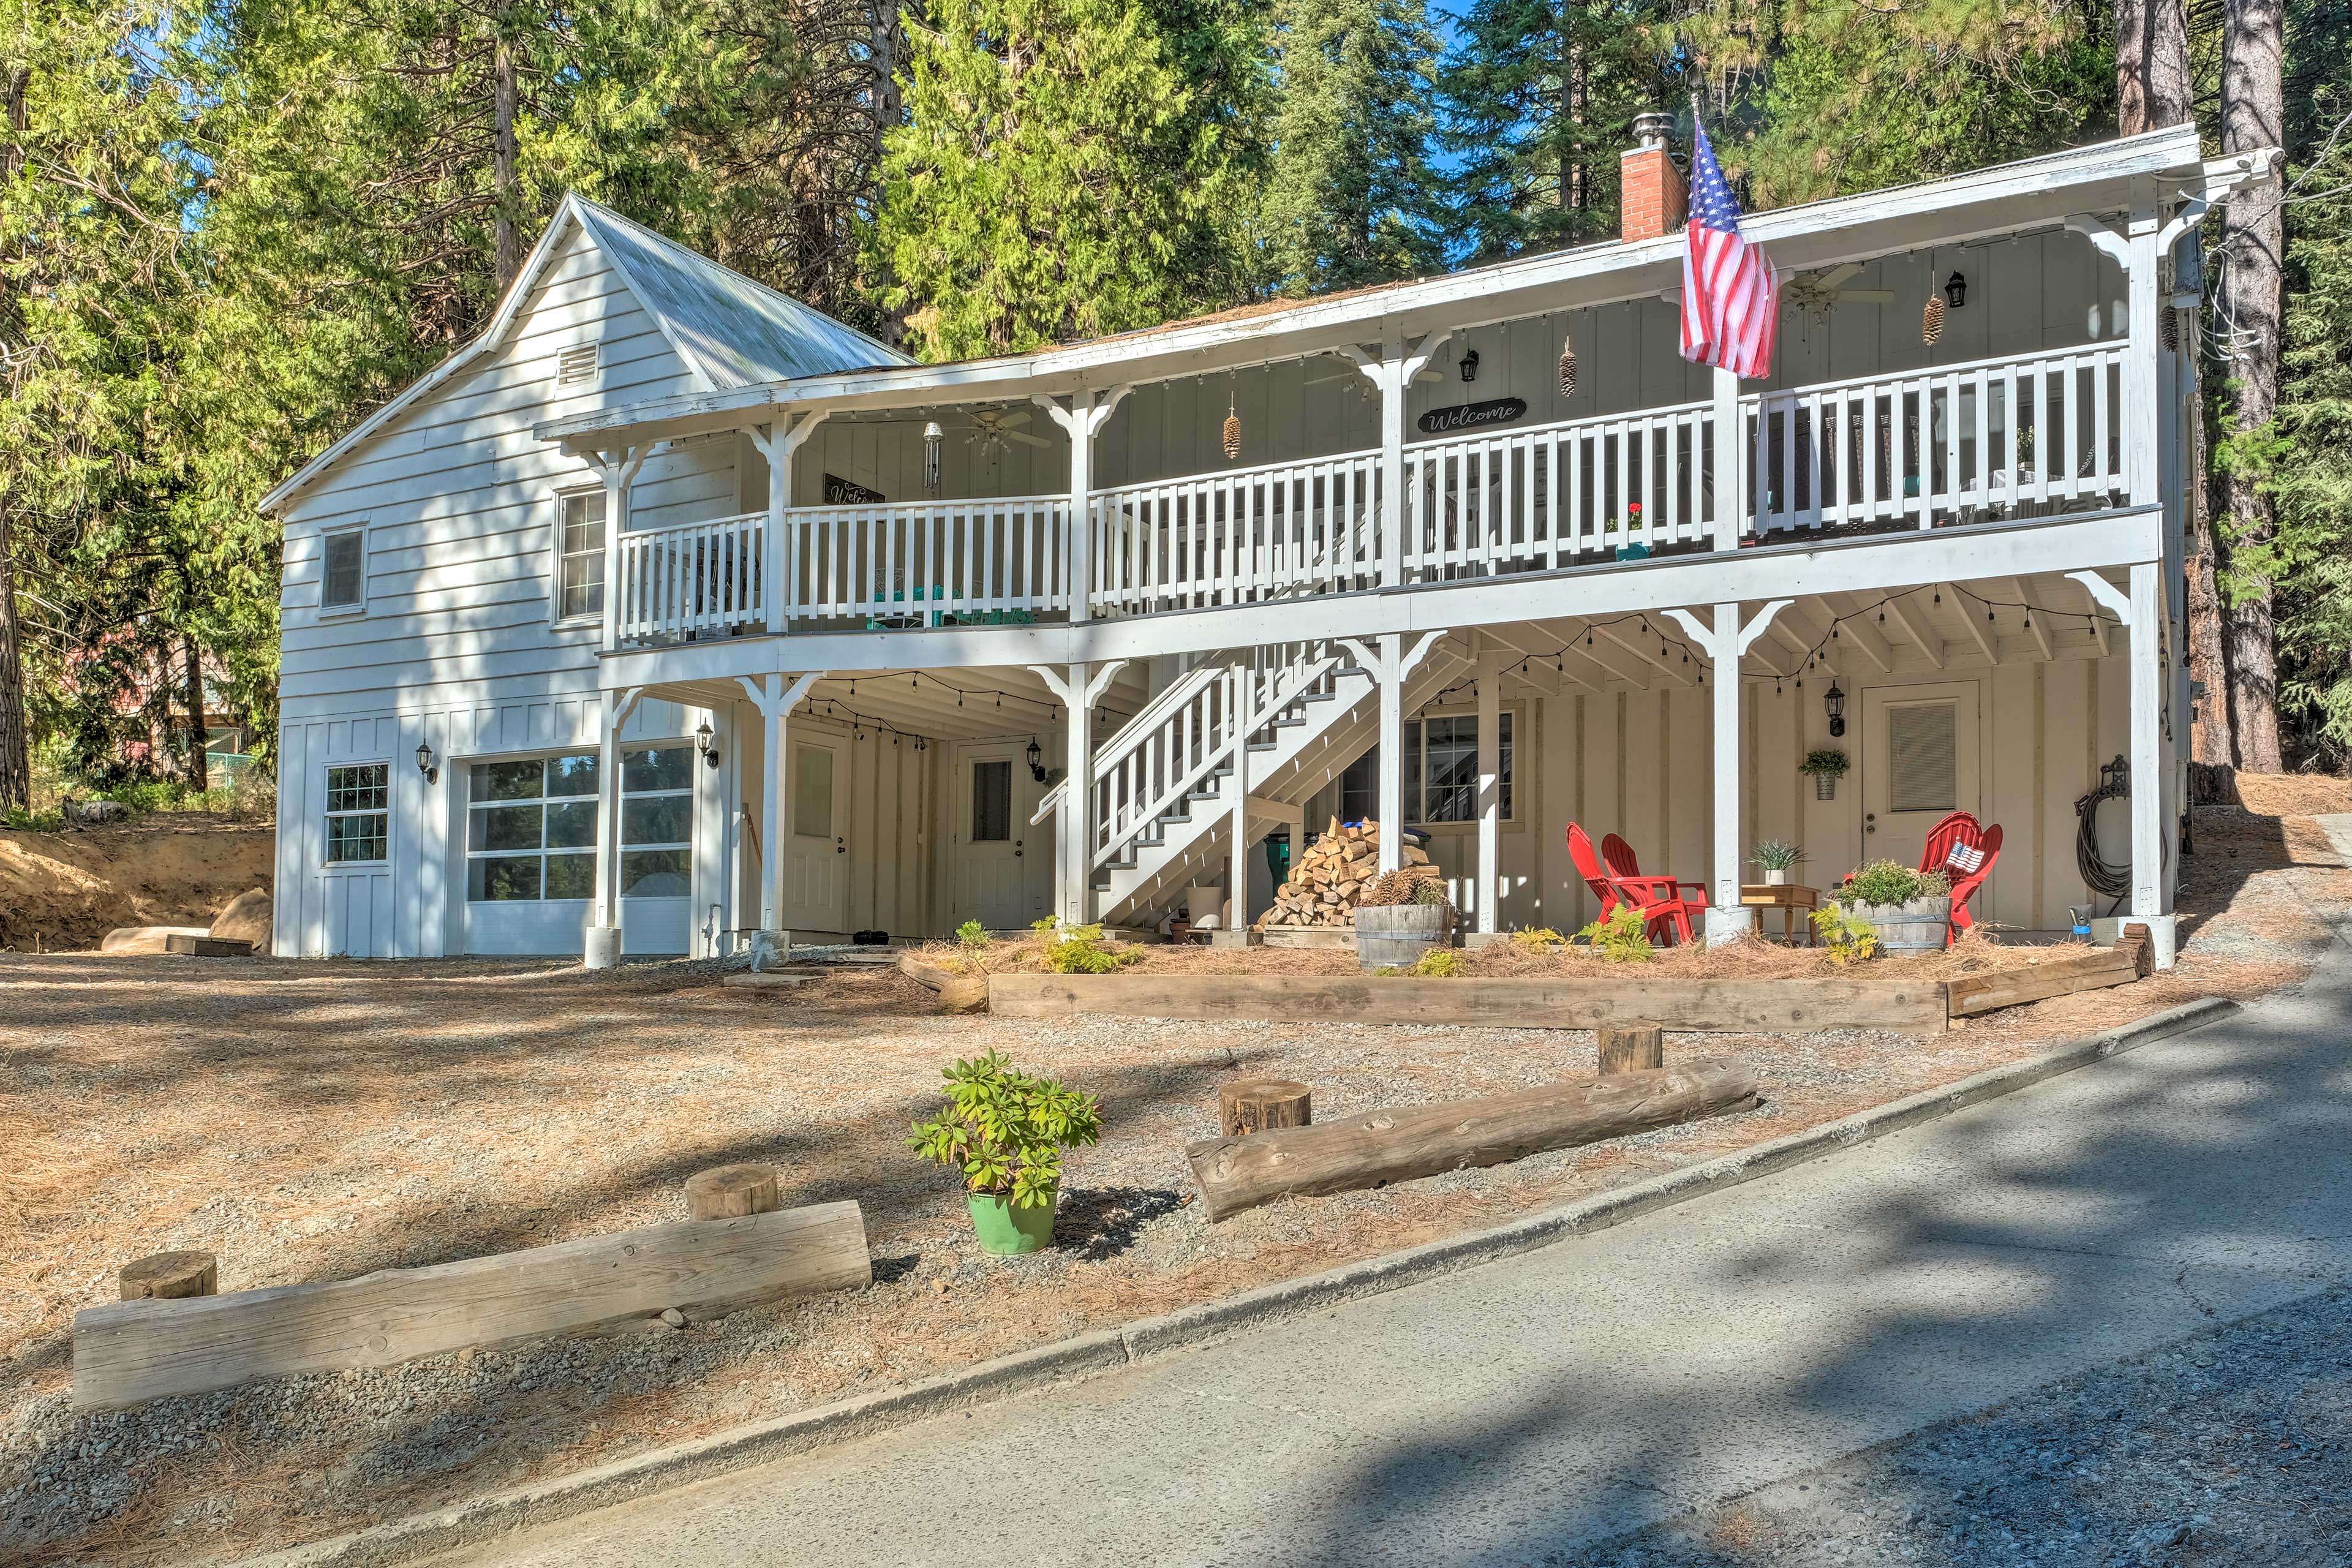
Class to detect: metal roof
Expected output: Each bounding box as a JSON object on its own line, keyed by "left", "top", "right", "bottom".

{"left": 570, "top": 198, "right": 910, "bottom": 388}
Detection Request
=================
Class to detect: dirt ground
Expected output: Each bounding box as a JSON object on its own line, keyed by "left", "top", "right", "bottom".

{"left": 0, "top": 801, "right": 2342, "bottom": 1567}
{"left": 0, "top": 817, "right": 274, "bottom": 953}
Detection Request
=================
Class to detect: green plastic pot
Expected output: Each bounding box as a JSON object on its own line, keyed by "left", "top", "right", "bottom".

{"left": 967, "top": 1189, "right": 1057, "bottom": 1256}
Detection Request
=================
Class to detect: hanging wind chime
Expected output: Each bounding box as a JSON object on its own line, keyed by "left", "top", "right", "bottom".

{"left": 1223, "top": 376, "right": 1242, "bottom": 462}
{"left": 1558, "top": 332, "right": 1578, "bottom": 398}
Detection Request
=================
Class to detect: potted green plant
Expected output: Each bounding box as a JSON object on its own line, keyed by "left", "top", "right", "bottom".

{"left": 1831, "top": 860, "right": 1952, "bottom": 956}
{"left": 1799, "top": 747, "right": 1850, "bottom": 801}
{"left": 1751, "top": 839, "right": 1808, "bottom": 887}
{"left": 908, "top": 1050, "right": 1102, "bottom": 1256}
{"left": 1613, "top": 500, "right": 1649, "bottom": 560}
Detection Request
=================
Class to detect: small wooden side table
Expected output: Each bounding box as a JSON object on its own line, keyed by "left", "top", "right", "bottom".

{"left": 1740, "top": 883, "right": 1821, "bottom": 944}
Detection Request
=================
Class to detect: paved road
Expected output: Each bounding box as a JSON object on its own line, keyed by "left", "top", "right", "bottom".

{"left": 431, "top": 943, "right": 2352, "bottom": 1567}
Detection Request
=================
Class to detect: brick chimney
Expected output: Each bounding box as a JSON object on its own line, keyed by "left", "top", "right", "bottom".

{"left": 1619, "top": 111, "right": 1686, "bottom": 243}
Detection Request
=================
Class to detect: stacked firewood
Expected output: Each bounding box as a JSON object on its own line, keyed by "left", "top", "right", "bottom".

{"left": 1256, "top": 818, "right": 1440, "bottom": 930}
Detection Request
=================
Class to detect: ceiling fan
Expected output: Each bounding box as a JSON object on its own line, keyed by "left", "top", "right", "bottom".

{"left": 943, "top": 407, "right": 1051, "bottom": 456}
{"left": 1780, "top": 263, "right": 1895, "bottom": 319}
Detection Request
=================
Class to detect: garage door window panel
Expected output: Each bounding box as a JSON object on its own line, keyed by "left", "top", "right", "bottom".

{"left": 466, "top": 751, "right": 597, "bottom": 902}
{"left": 619, "top": 745, "right": 692, "bottom": 898}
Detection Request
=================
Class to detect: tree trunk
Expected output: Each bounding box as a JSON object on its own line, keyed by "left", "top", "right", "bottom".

{"left": 2187, "top": 443, "right": 2236, "bottom": 764}
{"left": 2116, "top": 0, "right": 2195, "bottom": 134}
{"left": 2217, "top": 0, "right": 2286, "bottom": 770}
{"left": 181, "top": 632, "right": 208, "bottom": 790}
{"left": 0, "top": 68, "right": 31, "bottom": 813}
{"left": 493, "top": 36, "right": 521, "bottom": 293}
{"left": 1562, "top": 19, "right": 1585, "bottom": 211}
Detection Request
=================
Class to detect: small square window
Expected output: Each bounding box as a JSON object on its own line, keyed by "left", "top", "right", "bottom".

{"left": 322, "top": 531, "right": 365, "bottom": 609}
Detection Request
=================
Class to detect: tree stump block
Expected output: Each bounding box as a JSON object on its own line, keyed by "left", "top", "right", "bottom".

{"left": 2117, "top": 923, "right": 2155, "bottom": 980}
{"left": 119, "top": 1251, "right": 217, "bottom": 1302}
{"left": 1597, "top": 1022, "right": 1665, "bottom": 1076}
{"left": 684, "top": 1163, "right": 781, "bottom": 1221}
{"left": 1218, "top": 1078, "right": 1314, "bottom": 1137}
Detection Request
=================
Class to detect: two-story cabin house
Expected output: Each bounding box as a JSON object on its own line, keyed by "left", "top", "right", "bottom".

{"left": 260, "top": 120, "right": 2274, "bottom": 968}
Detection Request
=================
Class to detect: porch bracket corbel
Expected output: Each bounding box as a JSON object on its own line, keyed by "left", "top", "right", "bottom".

{"left": 608, "top": 684, "right": 647, "bottom": 731}
{"left": 2064, "top": 214, "right": 2133, "bottom": 270}
{"left": 2067, "top": 570, "right": 2133, "bottom": 627}
{"left": 734, "top": 671, "right": 818, "bottom": 718}
{"left": 748, "top": 410, "right": 826, "bottom": 464}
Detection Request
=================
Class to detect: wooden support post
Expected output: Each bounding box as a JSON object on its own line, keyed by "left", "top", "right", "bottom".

{"left": 1230, "top": 657, "right": 1254, "bottom": 932}
{"left": 684, "top": 1164, "right": 782, "bottom": 1221}
{"left": 1596, "top": 1022, "right": 1665, "bottom": 1076}
{"left": 1339, "top": 631, "right": 1445, "bottom": 876}
{"left": 749, "top": 414, "right": 825, "bottom": 634}
{"left": 1218, "top": 1079, "right": 1313, "bottom": 1137}
{"left": 1341, "top": 330, "right": 1449, "bottom": 589}
{"left": 1476, "top": 639, "right": 1502, "bottom": 935}
{"left": 1668, "top": 601, "right": 1789, "bottom": 943}
{"left": 119, "top": 1251, "right": 217, "bottom": 1302}
{"left": 586, "top": 685, "right": 644, "bottom": 968}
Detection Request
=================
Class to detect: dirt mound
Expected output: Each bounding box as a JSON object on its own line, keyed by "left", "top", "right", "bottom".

{"left": 0, "top": 816, "right": 275, "bottom": 952}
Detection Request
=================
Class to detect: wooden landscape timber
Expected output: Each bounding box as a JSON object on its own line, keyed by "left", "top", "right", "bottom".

{"left": 118, "top": 1251, "right": 217, "bottom": 1302}
{"left": 1218, "top": 1079, "right": 1314, "bottom": 1137}
{"left": 897, "top": 951, "right": 988, "bottom": 1014}
{"left": 989, "top": 973, "right": 1949, "bottom": 1033}
{"left": 1185, "top": 1058, "right": 1760, "bottom": 1221}
{"left": 1596, "top": 1022, "right": 1665, "bottom": 1075}
{"left": 1944, "top": 946, "right": 2143, "bottom": 1018}
{"left": 162, "top": 934, "right": 258, "bottom": 957}
{"left": 684, "top": 1163, "right": 782, "bottom": 1220}
{"left": 71, "top": 1202, "right": 870, "bottom": 1412}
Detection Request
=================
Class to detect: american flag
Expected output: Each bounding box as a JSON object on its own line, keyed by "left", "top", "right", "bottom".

{"left": 1680, "top": 115, "right": 1779, "bottom": 381}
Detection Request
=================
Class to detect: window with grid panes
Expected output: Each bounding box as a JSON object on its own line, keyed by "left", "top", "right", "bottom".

{"left": 557, "top": 491, "right": 606, "bottom": 620}
{"left": 466, "top": 752, "right": 600, "bottom": 900}
{"left": 324, "top": 764, "right": 389, "bottom": 862}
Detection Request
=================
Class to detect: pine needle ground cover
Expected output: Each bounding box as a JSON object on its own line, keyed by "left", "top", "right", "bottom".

{"left": 0, "top": 802, "right": 2332, "bottom": 1566}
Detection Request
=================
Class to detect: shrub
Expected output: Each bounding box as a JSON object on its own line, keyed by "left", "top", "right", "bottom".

{"left": 1576, "top": 902, "right": 1653, "bottom": 962}
{"left": 1843, "top": 860, "right": 1951, "bottom": 906}
{"left": 1798, "top": 748, "right": 1850, "bottom": 777}
{"left": 1412, "top": 877, "right": 1452, "bottom": 908}
{"left": 1408, "top": 948, "right": 1466, "bottom": 977}
{"left": 1812, "top": 905, "right": 1880, "bottom": 964}
{"left": 1036, "top": 919, "right": 1144, "bottom": 974}
{"left": 907, "top": 1050, "right": 1103, "bottom": 1207}
{"left": 955, "top": 918, "right": 989, "bottom": 949}
{"left": 1510, "top": 927, "right": 1568, "bottom": 949}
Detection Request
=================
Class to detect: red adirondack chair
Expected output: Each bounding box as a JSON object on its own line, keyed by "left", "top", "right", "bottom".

{"left": 1566, "top": 823, "right": 1708, "bottom": 945}
{"left": 1844, "top": 810, "right": 2003, "bottom": 943}
{"left": 1921, "top": 811, "right": 2002, "bottom": 937}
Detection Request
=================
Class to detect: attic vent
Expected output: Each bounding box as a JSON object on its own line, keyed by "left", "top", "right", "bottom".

{"left": 556, "top": 343, "right": 600, "bottom": 385}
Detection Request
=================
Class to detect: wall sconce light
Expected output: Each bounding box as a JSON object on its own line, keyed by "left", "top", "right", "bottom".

{"left": 1458, "top": 348, "right": 1480, "bottom": 383}
{"left": 415, "top": 741, "right": 439, "bottom": 785}
{"left": 1026, "top": 736, "right": 1046, "bottom": 783}
{"left": 1944, "top": 271, "right": 1967, "bottom": 309}
{"left": 1824, "top": 679, "right": 1847, "bottom": 739}
{"left": 922, "top": 420, "right": 943, "bottom": 495}
{"left": 695, "top": 716, "right": 721, "bottom": 769}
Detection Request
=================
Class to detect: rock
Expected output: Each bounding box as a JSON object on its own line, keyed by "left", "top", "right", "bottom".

{"left": 208, "top": 889, "right": 273, "bottom": 948}
{"left": 99, "top": 926, "right": 211, "bottom": 956}
{"left": 660, "top": 1308, "right": 687, "bottom": 1329}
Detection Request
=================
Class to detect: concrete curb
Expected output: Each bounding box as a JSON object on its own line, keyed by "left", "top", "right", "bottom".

{"left": 239, "top": 993, "right": 2237, "bottom": 1568}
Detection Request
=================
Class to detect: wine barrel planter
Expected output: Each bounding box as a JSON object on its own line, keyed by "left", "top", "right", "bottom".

{"left": 1355, "top": 903, "right": 1453, "bottom": 971}
{"left": 1839, "top": 895, "right": 1951, "bottom": 956}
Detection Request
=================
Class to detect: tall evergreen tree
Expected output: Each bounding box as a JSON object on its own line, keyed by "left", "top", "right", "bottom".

{"left": 1261, "top": 0, "right": 1444, "bottom": 295}
{"left": 1434, "top": 0, "right": 1679, "bottom": 262}
{"left": 873, "top": 0, "right": 1270, "bottom": 358}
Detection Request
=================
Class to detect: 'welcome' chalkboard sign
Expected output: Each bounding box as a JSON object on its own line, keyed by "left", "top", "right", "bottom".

{"left": 1417, "top": 397, "right": 1527, "bottom": 436}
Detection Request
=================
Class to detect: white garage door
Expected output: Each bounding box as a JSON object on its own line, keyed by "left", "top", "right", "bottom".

{"left": 461, "top": 745, "right": 693, "bottom": 957}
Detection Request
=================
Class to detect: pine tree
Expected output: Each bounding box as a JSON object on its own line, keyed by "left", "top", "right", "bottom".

{"left": 1261, "top": 0, "right": 1444, "bottom": 295}
{"left": 1434, "top": 0, "right": 1679, "bottom": 263}
{"left": 873, "top": 0, "right": 1271, "bottom": 359}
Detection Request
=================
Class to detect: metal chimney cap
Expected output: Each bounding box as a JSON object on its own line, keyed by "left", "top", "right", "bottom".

{"left": 1632, "top": 110, "right": 1673, "bottom": 149}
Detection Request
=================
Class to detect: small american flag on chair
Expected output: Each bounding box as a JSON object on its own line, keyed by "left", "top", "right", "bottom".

{"left": 1679, "top": 113, "right": 1779, "bottom": 381}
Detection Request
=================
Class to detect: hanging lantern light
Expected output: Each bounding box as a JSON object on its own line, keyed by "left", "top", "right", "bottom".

{"left": 1223, "top": 378, "right": 1242, "bottom": 461}
{"left": 1026, "top": 736, "right": 1047, "bottom": 783}
{"left": 1558, "top": 333, "right": 1578, "bottom": 398}
{"left": 1923, "top": 294, "right": 1947, "bottom": 345}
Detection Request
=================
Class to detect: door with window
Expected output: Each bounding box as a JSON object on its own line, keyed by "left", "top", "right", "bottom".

{"left": 954, "top": 745, "right": 1044, "bottom": 930}
{"left": 1861, "top": 684, "right": 1983, "bottom": 876}
{"left": 783, "top": 735, "right": 848, "bottom": 933}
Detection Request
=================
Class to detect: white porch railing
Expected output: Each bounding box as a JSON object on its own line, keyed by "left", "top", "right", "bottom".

{"left": 789, "top": 495, "right": 1071, "bottom": 625}
{"left": 613, "top": 511, "right": 767, "bottom": 644}
{"left": 609, "top": 345, "right": 2137, "bottom": 647}
{"left": 1402, "top": 400, "right": 1717, "bottom": 582}
{"left": 1033, "top": 642, "right": 1345, "bottom": 872}
{"left": 1750, "top": 344, "right": 2128, "bottom": 534}
{"left": 1087, "top": 451, "right": 1381, "bottom": 616}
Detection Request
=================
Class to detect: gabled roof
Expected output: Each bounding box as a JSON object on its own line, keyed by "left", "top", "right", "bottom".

{"left": 259, "top": 195, "right": 908, "bottom": 515}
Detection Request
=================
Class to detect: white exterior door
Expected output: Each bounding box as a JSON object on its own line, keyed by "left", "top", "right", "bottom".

{"left": 784, "top": 735, "right": 848, "bottom": 933}
{"left": 1861, "top": 682, "right": 1983, "bottom": 873}
{"left": 954, "top": 746, "right": 1044, "bottom": 930}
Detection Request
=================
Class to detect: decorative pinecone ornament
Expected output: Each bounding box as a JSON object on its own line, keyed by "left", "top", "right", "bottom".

{"left": 1223, "top": 391, "right": 1241, "bottom": 461}
{"left": 1558, "top": 336, "right": 1578, "bottom": 398}
{"left": 2162, "top": 308, "right": 2179, "bottom": 353}
{"left": 1922, "top": 295, "right": 1946, "bottom": 345}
